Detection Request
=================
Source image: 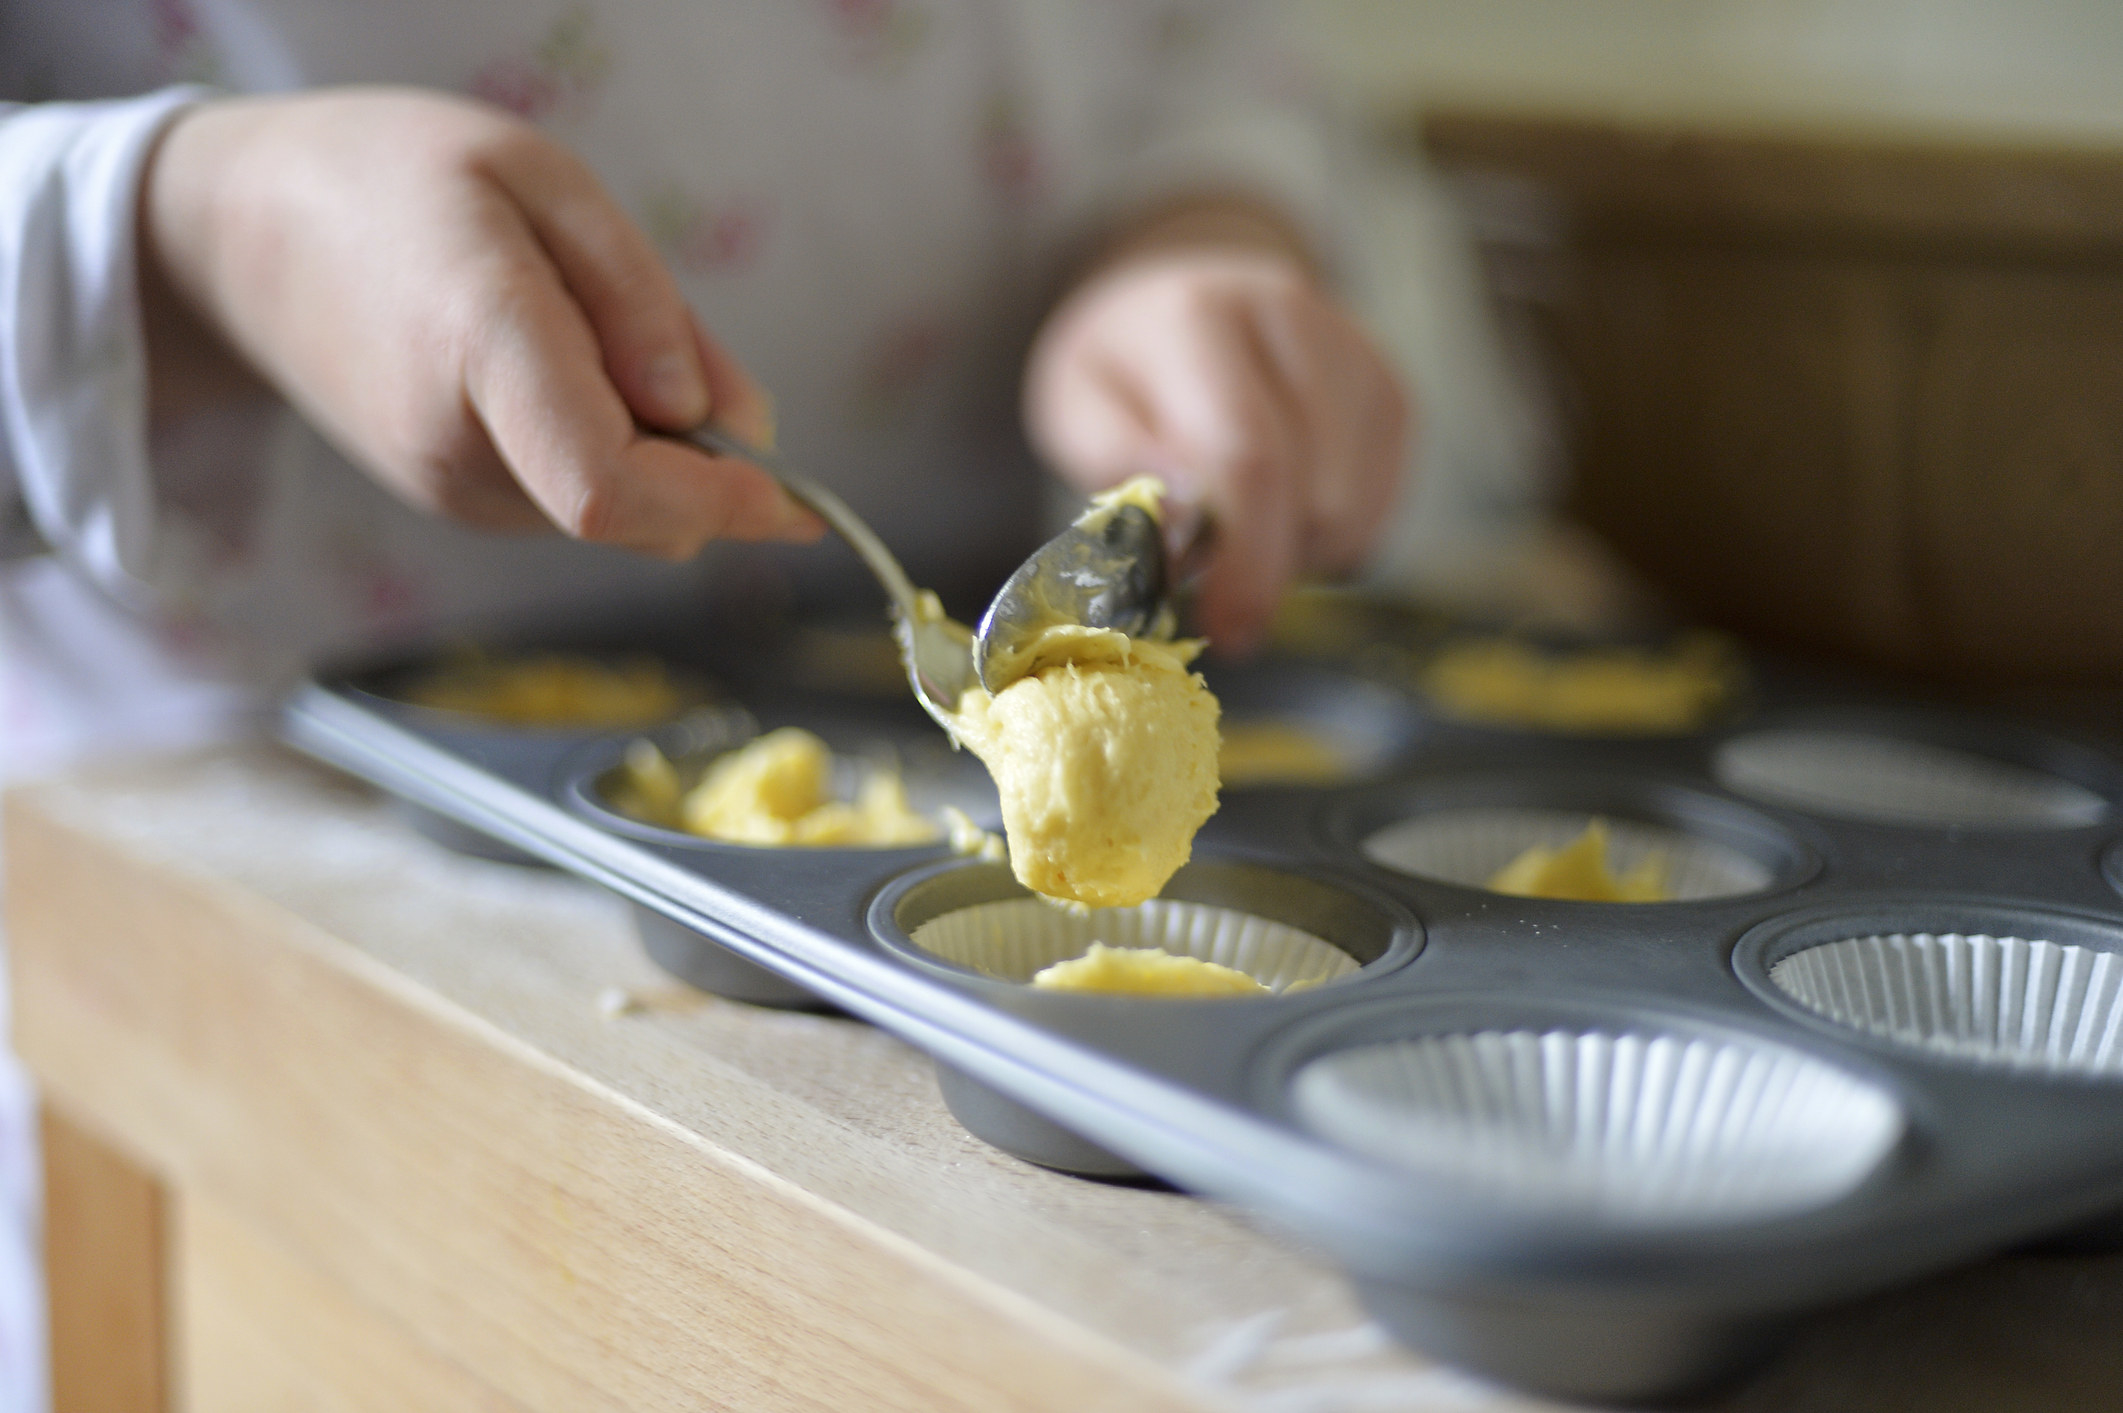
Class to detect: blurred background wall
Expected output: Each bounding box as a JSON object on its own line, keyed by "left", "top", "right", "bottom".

{"left": 1296, "top": 0, "right": 2123, "bottom": 143}
{"left": 1289, "top": 1, "right": 2123, "bottom": 697}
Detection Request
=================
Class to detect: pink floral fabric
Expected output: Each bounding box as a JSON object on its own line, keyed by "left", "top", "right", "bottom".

{"left": 0, "top": 2, "right": 1349, "bottom": 792}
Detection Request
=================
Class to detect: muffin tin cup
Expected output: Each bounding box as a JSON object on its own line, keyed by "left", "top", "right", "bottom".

{"left": 561, "top": 719, "right": 986, "bottom": 1010}
{"left": 1400, "top": 629, "right": 1752, "bottom": 739}
{"left": 1352, "top": 1274, "right": 1796, "bottom": 1406}
{"left": 374, "top": 697, "right": 757, "bottom": 867}
{"left": 1714, "top": 726, "right": 2112, "bottom": 829}
{"left": 904, "top": 897, "right": 1359, "bottom": 991}
{"left": 1271, "top": 1000, "right": 1905, "bottom": 1231}
{"left": 1198, "top": 658, "right": 1424, "bottom": 790}
{"left": 290, "top": 640, "right": 2123, "bottom": 1404}
{"left": 933, "top": 1063, "right": 1144, "bottom": 1179}
{"left": 1736, "top": 903, "right": 2123, "bottom": 1078}
{"left": 344, "top": 655, "right": 728, "bottom": 747}
{"left": 1332, "top": 775, "right": 1813, "bottom": 904}
{"left": 562, "top": 717, "right": 996, "bottom": 850}
{"left": 1361, "top": 806, "right": 1772, "bottom": 901}
{"left": 872, "top": 857, "right": 1419, "bottom": 1174}
{"left": 632, "top": 905, "right": 834, "bottom": 1011}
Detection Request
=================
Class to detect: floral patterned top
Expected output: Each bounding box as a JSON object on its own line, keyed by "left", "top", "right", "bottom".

{"left": 0, "top": 0, "right": 1362, "bottom": 786}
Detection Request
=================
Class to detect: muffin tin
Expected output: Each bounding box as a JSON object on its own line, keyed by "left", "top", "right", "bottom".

{"left": 283, "top": 634, "right": 2123, "bottom": 1403}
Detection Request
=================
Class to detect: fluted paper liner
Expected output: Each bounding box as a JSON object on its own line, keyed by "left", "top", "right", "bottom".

{"left": 1294, "top": 1028, "right": 1902, "bottom": 1224}
{"left": 1715, "top": 729, "right": 2106, "bottom": 828}
{"left": 1361, "top": 807, "right": 1770, "bottom": 901}
{"left": 908, "top": 898, "right": 1358, "bottom": 992}
{"left": 1771, "top": 932, "right": 2123, "bottom": 1075}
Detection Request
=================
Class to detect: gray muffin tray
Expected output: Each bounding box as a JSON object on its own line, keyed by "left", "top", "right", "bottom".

{"left": 282, "top": 643, "right": 2123, "bottom": 1404}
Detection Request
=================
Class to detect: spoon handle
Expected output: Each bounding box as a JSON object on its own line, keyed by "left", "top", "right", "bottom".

{"left": 680, "top": 424, "right": 923, "bottom": 616}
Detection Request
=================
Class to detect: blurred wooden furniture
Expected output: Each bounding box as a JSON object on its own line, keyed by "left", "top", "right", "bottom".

{"left": 1422, "top": 112, "right": 2123, "bottom": 687}
{"left": 16, "top": 745, "right": 2123, "bottom": 1412}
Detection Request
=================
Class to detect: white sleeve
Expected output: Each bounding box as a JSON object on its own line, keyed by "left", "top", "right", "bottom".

{"left": 1050, "top": 1, "right": 1349, "bottom": 273}
{"left": 0, "top": 86, "right": 209, "bottom": 602}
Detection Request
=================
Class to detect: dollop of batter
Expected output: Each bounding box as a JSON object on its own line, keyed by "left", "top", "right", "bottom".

{"left": 1486, "top": 820, "right": 1671, "bottom": 902}
{"left": 951, "top": 626, "right": 1220, "bottom": 908}
{"left": 1031, "top": 943, "right": 1267, "bottom": 996}
{"left": 612, "top": 729, "right": 939, "bottom": 848}
{"left": 1218, "top": 720, "right": 1350, "bottom": 786}
{"left": 407, "top": 653, "right": 687, "bottom": 728}
{"left": 1419, "top": 633, "right": 1740, "bottom": 735}
{"left": 939, "top": 806, "right": 1008, "bottom": 864}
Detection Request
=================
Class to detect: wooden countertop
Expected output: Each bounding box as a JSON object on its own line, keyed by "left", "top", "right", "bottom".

{"left": 11, "top": 744, "right": 2123, "bottom": 1412}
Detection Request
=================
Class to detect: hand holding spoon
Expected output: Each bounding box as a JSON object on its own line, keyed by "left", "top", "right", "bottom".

{"left": 684, "top": 426, "right": 1180, "bottom": 717}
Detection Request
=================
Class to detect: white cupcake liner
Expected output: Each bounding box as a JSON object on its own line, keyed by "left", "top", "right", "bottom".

{"left": 1769, "top": 932, "right": 2123, "bottom": 1075}
{"left": 1361, "top": 808, "right": 1771, "bottom": 901}
{"left": 907, "top": 897, "right": 1359, "bottom": 992}
{"left": 1714, "top": 730, "right": 2107, "bottom": 829}
{"left": 1293, "top": 1029, "right": 1903, "bottom": 1225}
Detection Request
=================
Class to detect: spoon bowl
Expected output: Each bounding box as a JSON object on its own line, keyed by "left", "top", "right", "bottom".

{"left": 973, "top": 498, "right": 1169, "bottom": 694}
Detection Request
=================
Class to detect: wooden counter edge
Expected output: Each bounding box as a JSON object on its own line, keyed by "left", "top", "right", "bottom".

{"left": 5, "top": 787, "right": 1220, "bottom": 1413}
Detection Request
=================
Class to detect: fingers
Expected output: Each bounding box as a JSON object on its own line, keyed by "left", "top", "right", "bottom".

{"left": 466, "top": 123, "right": 817, "bottom": 550}
{"left": 457, "top": 228, "right": 817, "bottom": 557}
{"left": 1176, "top": 292, "right": 1304, "bottom": 653}
{"left": 1253, "top": 294, "right": 1410, "bottom": 573}
{"left": 689, "top": 319, "right": 778, "bottom": 448}
{"left": 480, "top": 134, "right": 713, "bottom": 431}
{"left": 1024, "top": 349, "right": 1160, "bottom": 490}
{"left": 1027, "top": 252, "right": 1410, "bottom": 652}
{"left": 411, "top": 441, "right": 555, "bottom": 533}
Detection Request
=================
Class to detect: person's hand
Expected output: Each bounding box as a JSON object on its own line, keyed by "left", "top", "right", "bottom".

{"left": 1024, "top": 246, "right": 1408, "bottom": 652}
{"left": 140, "top": 87, "right": 818, "bottom": 558}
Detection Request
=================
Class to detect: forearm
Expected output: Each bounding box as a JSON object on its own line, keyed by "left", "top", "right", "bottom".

{"left": 138, "top": 106, "right": 269, "bottom": 426}
{"left": 1080, "top": 193, "right": 1318, "bottom": 288}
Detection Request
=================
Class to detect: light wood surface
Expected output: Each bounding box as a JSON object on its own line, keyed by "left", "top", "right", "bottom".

{"left": 177, "top": 1189, "right": 531, "bottom": 1413}
{"left": 41, "top": 1109, "right": 165, "bottom": 1413}
{"left": 15, "top": 745, "right": 2123, "bottom": 1411}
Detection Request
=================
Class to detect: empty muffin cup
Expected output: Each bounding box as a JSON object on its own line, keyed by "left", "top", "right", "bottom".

{"left": 1714, "top": 729, "right": 2108, "bottom": 828}
{"left": 1362, "top": 806, "right": 1773, "bottom": 902}
{"left": 1768, "top": 931, "right": 2123, "bottom": 1076}
{"left": 1292, "top": 1025, "right": 1903, "bottom": 1226}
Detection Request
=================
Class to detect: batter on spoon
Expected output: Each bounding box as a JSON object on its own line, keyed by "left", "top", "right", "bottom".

{"left": 948, "top": 479, "right": 1221, "bottom": 909}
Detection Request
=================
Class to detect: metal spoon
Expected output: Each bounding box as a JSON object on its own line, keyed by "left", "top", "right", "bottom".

{"left": 681, "top": 424, "right": 976, "bottom": 727}
{"left": 972, "top": 493, "right": 1171, "bottom": 694}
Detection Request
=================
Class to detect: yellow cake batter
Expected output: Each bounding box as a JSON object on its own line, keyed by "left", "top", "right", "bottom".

{"left": 1419, "top": 633, "right": 1739, "bottom": 735}
{"left": 1218, "top": 720, "right": 1349, "bottom": 786}
{"left": 946, "top": 478, "right": 1221, "bottom": 909}
{"left": 939, "top": 806, "right": 1008, "bottom": 864}
{"left": 1486, "top": 820, "right": 1672, "bottom": 902}
{"left": 611, "top": 729, "right": 939, "bottom": 847}
{"left": 950, "top": 624, "right": 1220, "bottom": 908}
{"left": 406, "top": 653, "right": 689, "bottom": 728}
{"left": 1031, "top": 943, "right": 1268, "bottom": 996}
